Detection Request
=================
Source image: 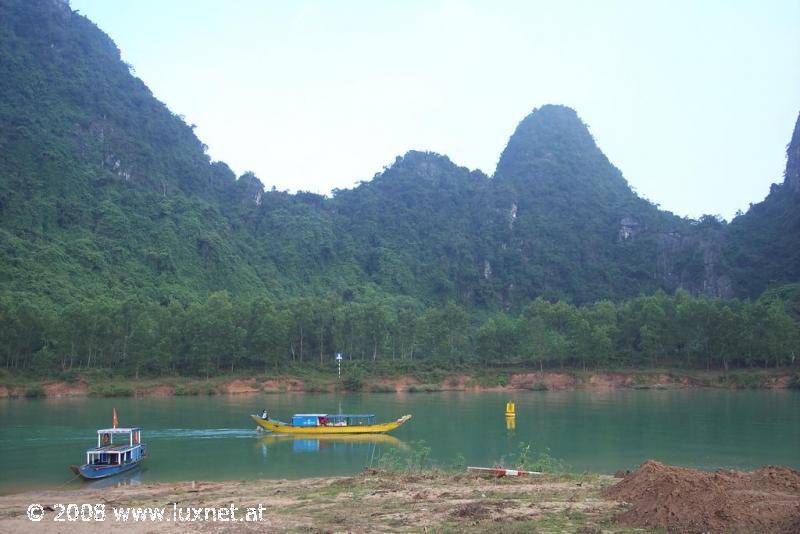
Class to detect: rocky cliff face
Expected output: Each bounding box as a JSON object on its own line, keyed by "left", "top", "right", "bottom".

{"left": 785, "top": 112, "right": 800, "bottom": 193}
{"left": 725, "top": 113, "right": 800, "bottom": 297}
{"left": 489, "top": 105, "right": 733, "bottom": 302}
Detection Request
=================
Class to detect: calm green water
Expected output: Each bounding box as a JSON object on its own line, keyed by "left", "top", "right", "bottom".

{"left": 1, "top": 390, "right": 798, "bottom": 494}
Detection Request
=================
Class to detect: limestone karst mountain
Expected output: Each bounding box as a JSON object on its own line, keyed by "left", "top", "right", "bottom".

{"left": 0, "top": 0, "right": 795, "bottom": 310}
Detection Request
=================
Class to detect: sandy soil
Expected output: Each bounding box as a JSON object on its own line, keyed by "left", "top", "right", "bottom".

{"left": 0, "top": 471, "right": 621, "bottom": 533}
{"left": 0, "top": 385, "right": 26, "bottom": 398}
{"left": 2, "top": 462, "right": 798, "bottom": 532}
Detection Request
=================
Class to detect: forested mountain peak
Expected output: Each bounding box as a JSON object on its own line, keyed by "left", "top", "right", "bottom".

{"left": 376, "top": 150, "right": 484, "bottom": 186}
{"left": 0, "top": 0, "right": 796, "bottom": 311}
{"left": 493, "top": 105, "right": 634, "bottom": 208}
{"left": 495, "top": 105, "right": 596, "bottom": 170}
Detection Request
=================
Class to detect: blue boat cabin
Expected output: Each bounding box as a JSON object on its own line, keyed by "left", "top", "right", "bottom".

{"left": 290, "top": 414, "right": 376, "bottom": 427}
{"left": 86, "top": 427, "right": 144, "bottom": 467}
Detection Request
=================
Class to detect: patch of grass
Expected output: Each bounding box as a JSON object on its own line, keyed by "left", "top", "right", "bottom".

{"left": 375, "top": 440, "right": 432, "bottom": 473}
{"left": 497, "top": 442, "right": 571, "bottom": 475}
{"left": 534, "top": 510, "right": 591, "bottom": 532}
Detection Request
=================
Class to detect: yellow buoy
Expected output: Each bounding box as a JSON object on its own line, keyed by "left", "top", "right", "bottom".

{"left": 505, "top": 401, "right": 515, "bottom": 417}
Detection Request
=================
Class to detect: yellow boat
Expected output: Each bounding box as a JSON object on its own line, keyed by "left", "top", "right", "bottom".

{"left": 251, "top": 412, "right": 412, "bottom": 435}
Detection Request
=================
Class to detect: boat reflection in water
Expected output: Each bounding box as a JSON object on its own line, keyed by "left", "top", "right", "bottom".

{"left": 80, "top": 469, "right": 143, "bottom": 490}
{"left": 258, "top": 433, "right": 407, "bottom": 456}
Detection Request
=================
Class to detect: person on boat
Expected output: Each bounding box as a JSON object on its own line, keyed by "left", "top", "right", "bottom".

{"left": 261, "top": 409, "right": 269, "bottom": 419}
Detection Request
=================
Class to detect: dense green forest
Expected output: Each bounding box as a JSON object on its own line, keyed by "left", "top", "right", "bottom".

{"left": 2, "top": 290, "right": 797, "bottom": 377}
{"left": 0, "top": 0, "right": 798, "bottom": 379}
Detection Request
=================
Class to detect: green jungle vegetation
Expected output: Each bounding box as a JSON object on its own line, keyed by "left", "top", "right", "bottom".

{"left": 1, "top": 290, "right": 797, "bottom": 379}
{"left": 1, "top": 0, "right": 798, "bottom": 380}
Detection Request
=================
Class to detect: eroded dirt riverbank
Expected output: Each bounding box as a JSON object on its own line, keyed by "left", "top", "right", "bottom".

{"left": 1, "top": 369, "right": 795, "bottom": 398}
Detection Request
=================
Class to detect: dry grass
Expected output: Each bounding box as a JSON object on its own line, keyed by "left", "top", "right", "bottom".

{"left": 0, "top": 470, "right": 651, "bottom": 533}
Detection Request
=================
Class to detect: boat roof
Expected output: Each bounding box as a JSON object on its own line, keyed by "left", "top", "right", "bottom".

{"left": 87, "top": 444, "right": 140, "bottom": 453}
{"left": 292, "top": 414, "right": 374, "bottom": 418}
{"left": 96, "top": 428, "right": 141, "bottom": 433}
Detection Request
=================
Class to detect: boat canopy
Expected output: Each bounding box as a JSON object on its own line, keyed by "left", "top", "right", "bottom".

{"left": 290, "top": 414, "right": 376, "bottom": 427}
{"left": 291, "top": 414, "right": 374, "bottom": 418}
{"left": 93, "top": 427, "right": 143, "bottom": 448}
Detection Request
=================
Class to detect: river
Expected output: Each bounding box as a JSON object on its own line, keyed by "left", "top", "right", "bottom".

{"left": 1, "top": 390, "right": 798, "bottom": 494}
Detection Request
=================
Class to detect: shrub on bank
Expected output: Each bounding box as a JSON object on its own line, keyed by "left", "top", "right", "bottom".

{"left": 789, "top": 373, "right": 800, "bottom": 390}
{"left": 369, "top": 384, "right": 395, "bottom": 393}
{"left": 304, "top": 380, "right": 328, "bottom": 393}
{"left": 89, "top": 384, "right": 134, "bottom": 397}
{"left": 24, "top": 385, "right": 45, "bottom": 398}
{"left": 174, "top": 383, "right": 199, "bottom": 396}
{"left": 407, "top": 384, "right": 442, "bottom": 393}
{"left": 342, "top": 366, "right": 365, "bottom": 392}
{"left": 521, "top": 382, "right": 549, "bottom": 391}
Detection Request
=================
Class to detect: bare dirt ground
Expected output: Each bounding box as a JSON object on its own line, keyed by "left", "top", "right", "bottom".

{"left": 0, "top": 471, "right": 629, "bottom": 533}
{"left": 3, "top": 462, "right": 799, "bottom": 533}
{"left": 605, "top": 460, "right": 800, "bottom": 533}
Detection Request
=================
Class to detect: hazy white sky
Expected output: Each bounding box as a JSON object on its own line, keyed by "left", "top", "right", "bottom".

{"left": 71, "top": 0, "right": 799, "bottom": 220}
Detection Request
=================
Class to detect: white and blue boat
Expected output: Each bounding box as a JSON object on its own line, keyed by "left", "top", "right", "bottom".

{"left": 70, "top": 413, "right": 147, "bottom": 480}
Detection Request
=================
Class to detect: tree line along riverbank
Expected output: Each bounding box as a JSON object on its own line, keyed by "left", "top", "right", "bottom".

{"left": 2, "top": 289, "right": 798, "bottom": 381}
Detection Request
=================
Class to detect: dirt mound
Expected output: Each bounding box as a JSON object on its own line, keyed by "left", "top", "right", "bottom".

{"left": 605, "top": 460, "right": 800, "bottom": 533}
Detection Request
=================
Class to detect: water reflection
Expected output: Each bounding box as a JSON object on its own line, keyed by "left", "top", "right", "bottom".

{"left": 258, "top": 433, "right": 406, "bottom": 455}
{"left": 77, "top": 469, "right": 143, "bottom": 491}
{"left": 505, "top": 415, "right": 516, "bottom": 431}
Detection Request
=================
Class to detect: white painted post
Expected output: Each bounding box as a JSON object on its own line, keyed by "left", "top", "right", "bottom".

{"left": 336, "top": 353, "right": 343, "bottom": 379}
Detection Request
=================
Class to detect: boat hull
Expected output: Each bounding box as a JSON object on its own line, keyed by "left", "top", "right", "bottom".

{"left": 70, "top": 458, "right": 144, "bottom": 480}
{"left": 252, "top": 414, "right": 411, "bottom": 434}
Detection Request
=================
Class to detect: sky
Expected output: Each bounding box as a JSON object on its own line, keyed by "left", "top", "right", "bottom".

{"left": 70, "top": 0, "right": 800, "bottom": 220}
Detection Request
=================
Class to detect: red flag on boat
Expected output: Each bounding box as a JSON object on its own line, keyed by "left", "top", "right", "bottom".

{"left": 112, "top": 408, "right": 119, "bottom": 429}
